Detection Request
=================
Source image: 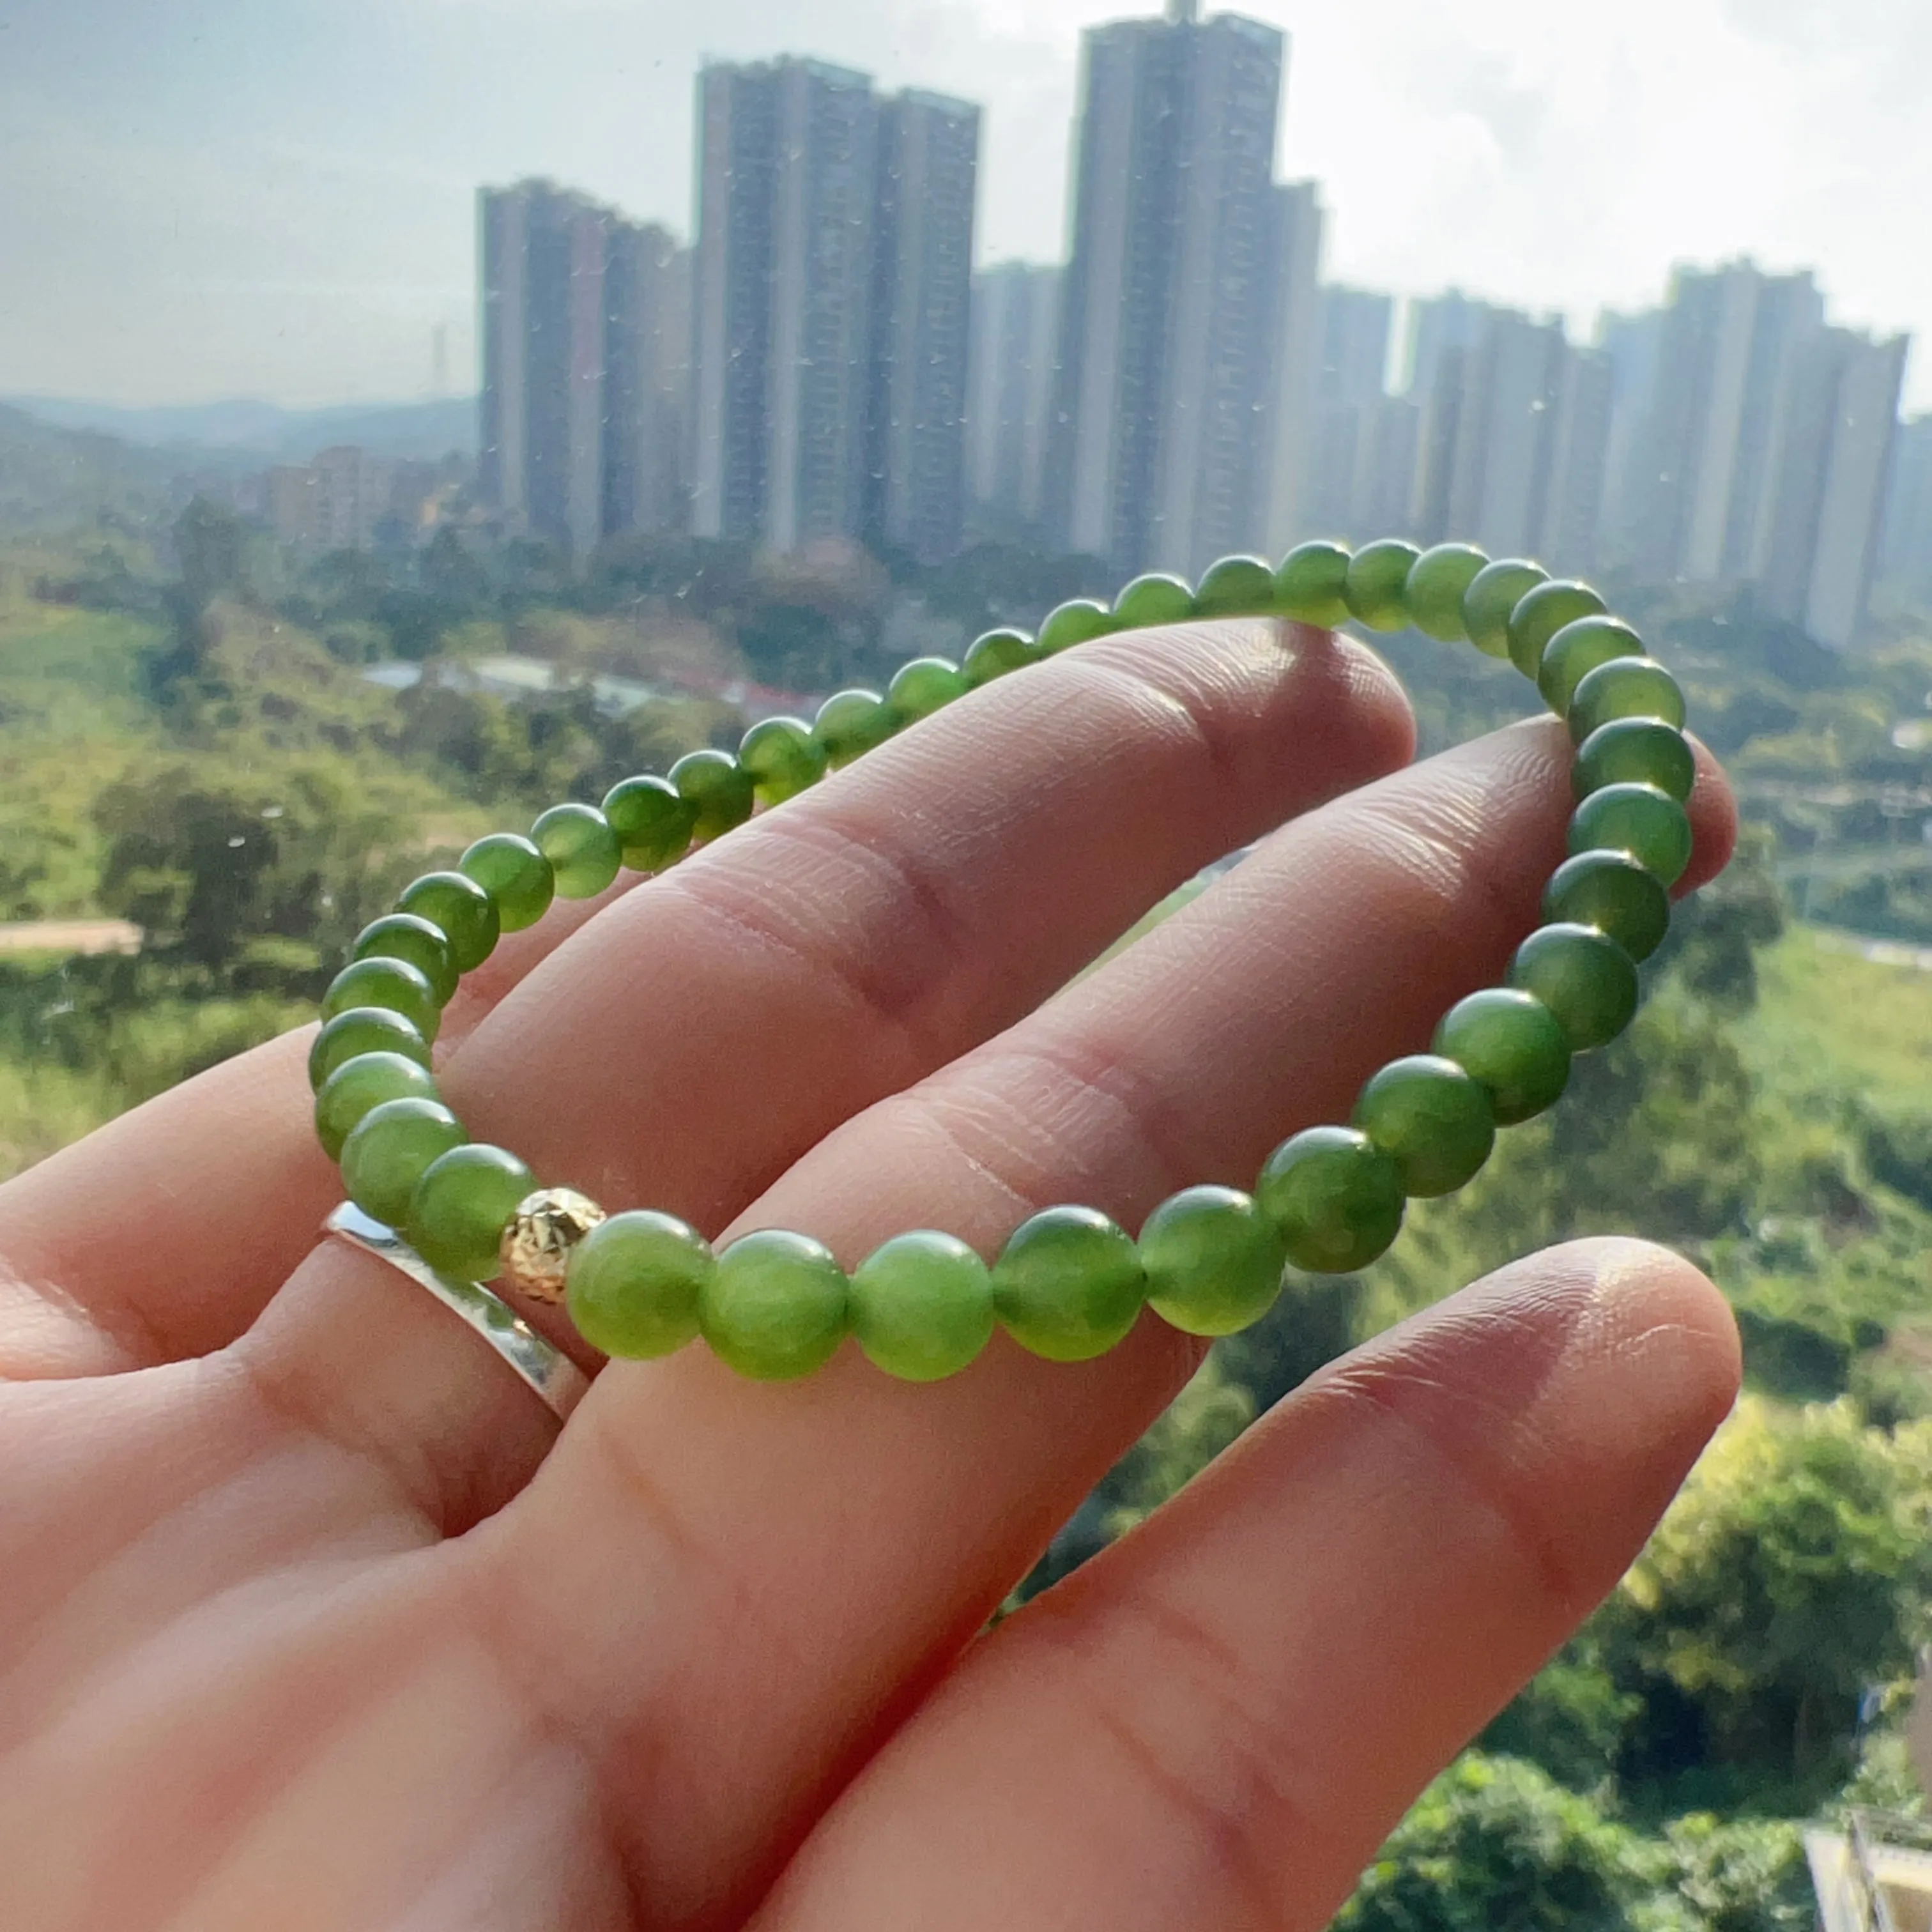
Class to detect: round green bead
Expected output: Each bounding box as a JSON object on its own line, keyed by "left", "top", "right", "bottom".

{"left": 1192, "top": 555, "right": 1279, "bottom": 618}
{"left": 603, "top": 774, "right": 698, "bottom": 870}
{"left": 351, "top": 913, "right": 457, "bottom": 1006}
{"left": 848, "top": 1230, "right": 996, "bottom": 1382}
{"left": 1568, "top": 657, "right": 1687, "bottom": 745}
{"left": 1569, "top": 783, "right": 1694, "bottom": 889}
{"left": 1112, "top": 573, "right": 1195, "bottom": 631}
{"left": 813, "top": 689, "right": 896, "bottom": 768}
{"left": 1353, "top": 1054, "right": 1496, "bottom": 1198}
{"left": 1404, "top": 544, "right": 1489, "bottom": 643}
{"left": 397, "top": 871, "right": 500, "bottom": 975}
{"left": 341, "top": 1098, "right": 466, "bottom": 1228}
{"left": 567, "top": 1210, "right": 715, "bottom": 1360}
{"left": 671, "top": 750, "right": 757, "bottom": 843}
{"left": 1138, "top": 1186, "right": 1286, "bottom": 1338}
{"left": 315, "top": 1050, "right": 438, "bottom": 1162}
{"left": 406, "top": 1144, "right": 535, "bottom": 1284}
{"left": 1544, "top": 850, "right": 1672, "bottom": 963}
{"left": 1463, "top": 558, "right": 1548, "bottom": 660}
{"left": 461, "top": 832, "right": 555, "bottom": 933}
{"left": 701, "top": 1229, "right": 850, "bottom": 1381}
{"left": 961, "top": 629, "right": 1041, "bottom": 686}
{"left": 309, "top": 1006, "right": 431, "bottom": 1093}
{"left": 1432, "top": 990, "right": 1572, "bottom": 1128}
{"left": 530, "top": 804, "right": 622, "bottom": 900}
{"left": 1573, "top": 717, "right": 1697, "bottom": 804}
{"left": 887, "top": 657, "right": 969, "bottom": 723}
{"left": 1036, "top": 601, "right": 1117, "bottom": 655}
{"left": 992, "top": 1206, "right": 1146, "bottom": 1363}
{"left": 1255, "top": 1126, "right": 1404, "bottom": 1275}
{"left": 737, "top": 718, "right": 829, "bottom": 808}
{"left": 321, "top": 955, "right": 440, "bottom": 1045}
{"left": 1508, "top": 923, "right": 1641, "bottom": 1053}
{"left": 1507, "top": 579, "right": 1606, "bottom": 682}
{"left": 1275, "top": 540, "right": 1353, "bottom": 627}
{"left": 1344, "top": 539, "right": 1422, "bottom": 632}
{"left": 1537, "top": 617, "right": 1646, "bottom": 717}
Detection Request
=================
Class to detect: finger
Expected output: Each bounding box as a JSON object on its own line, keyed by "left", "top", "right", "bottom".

{"left": 475, "top": 718, "right": 1735, "bottom": 1926}
{"left": 1, "top": 621, "right": 1411, "bottom": 1376}
{"left": 755, "top": 1241, "right": 1740, "bottom": 1931}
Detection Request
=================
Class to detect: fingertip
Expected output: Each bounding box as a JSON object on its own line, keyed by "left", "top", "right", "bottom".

{"left": 1677, "top": 737, "right": 1738, "bottom": 898}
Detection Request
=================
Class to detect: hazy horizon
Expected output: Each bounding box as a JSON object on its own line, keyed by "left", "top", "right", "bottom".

{"left": 4, "top": 0, "right": 1930, "bottom": 411}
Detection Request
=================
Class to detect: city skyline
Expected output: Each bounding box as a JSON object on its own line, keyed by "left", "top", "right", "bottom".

{"left": 4, "top": 0, "right": 1932, "bottom": 410}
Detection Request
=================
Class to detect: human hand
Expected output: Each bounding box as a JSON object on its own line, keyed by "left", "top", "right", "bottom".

{"left": 0, "top": 617, "right": 1740, "bottom": 1931}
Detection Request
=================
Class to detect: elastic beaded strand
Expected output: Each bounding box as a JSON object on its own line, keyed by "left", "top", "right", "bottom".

{"left": 321, "top": 537, "right": 1699, "bottom": 1383}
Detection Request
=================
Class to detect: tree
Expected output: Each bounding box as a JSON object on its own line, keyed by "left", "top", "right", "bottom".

{"left": 1602, "top": 1397, "right": 1932, "bottom": 1790}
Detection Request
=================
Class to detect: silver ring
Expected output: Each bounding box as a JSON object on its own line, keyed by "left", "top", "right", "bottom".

{"left": 324, "top": 1202, "right": 591, "bottom": 1424}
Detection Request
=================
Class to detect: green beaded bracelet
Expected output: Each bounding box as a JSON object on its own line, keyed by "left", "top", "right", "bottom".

{"left": 316, "top": 540, "right": 1699, "bottom": 1384}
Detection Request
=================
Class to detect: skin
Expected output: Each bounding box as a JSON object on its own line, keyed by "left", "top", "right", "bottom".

{"left": 0, "top": 617, "right": 1742, "bottom": 1932}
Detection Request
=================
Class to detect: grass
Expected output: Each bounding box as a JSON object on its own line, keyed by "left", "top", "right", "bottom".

{"left": 1741, "top": 923, "right": 1932, "bottom": 1111}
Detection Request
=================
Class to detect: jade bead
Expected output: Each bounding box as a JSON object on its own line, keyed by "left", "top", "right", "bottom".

{"left": 992, "top": 1206, "right": 1146, "bottom": 1363}
{"left": 701, "top": 1229, "right": 850, "bottom": 1381}
{"left": 1573, "top": 717, "right": 1697, "bottom": 805}
{"left": 1344, "top": 539, "right": 1422, "bottom": 632}
{"left": 1138, "top": 1186, "right": 1287, "bottom": 1338}
{"left": 1275, "top": 540, "right": 1353, "bottom": 626}
{"left": 315, "top": 1050, "right": 438, "bottom": 1162}
{"left": 1353, "top": 1055, "right": 1496, "bottom": 1198}
{"left": 603, "top": 774, "right": 698, "bottom": 870}
{"left": 406, "top": 1144, "right": 535, "bottom": 1284}
{"left": 1544, "top": 851, "right": 1672, "bottom": 963}
{"left": 961, "top": 629, "right": 1041, "bottom": 686}
{"left": 813, "top": 689, "right": 896, "bottom": 767}
{"left": 341, "top": 1097, "right": 467, "bottom": 1228}
{"left": 887, "top": 657, "right": 969, "bottom": 723}
{"left": 1255, "top": 1126, "right": 1404, "bottom": 1275}
{"left": 567, "top": 1210, "right": 716, "bottom": 1360}
{"left": 1406, "top": 544, "right": 1491, "bottom": 641}
{"left": 1036, "top": 600, "right": 1117, "bottom": 655}
{"left": 1507, "top": 579, "right": 1606, "bottom": 682}
{"left": 397, "top": 871, "right": 500, "bottom": 975}
{"left": 1432, "top": 990, "right": 1572, "bottom": 1127}
{"left": 671, "top": 749, "right": 757, "bottom": 842}
{"left": 321, "top": 956, "right": 440, "bottom": 1046}
{"left": 848, "top": 1230, "right": 996, "bottom": 1382}
{"left": 1508, "top": 923, "right": 1641, "bottom": 1053}
{"left": 308, "top": 1006, "right": 431, "bottom": 1092}
{"left": 1404, "top": 544, "right": 1489, "bottom": 643}
{"left": 737, "top": 718, "right": 829, "bottom": 808}
{"left": 461, "top": 832, "right": 555, "bottom": 933}
{"left": 531, "top": 804, "right": 622, "bottom": 900}
{"left": 1192, "top": 555, "right": 1278, "bottom": 618}
{"left": 1537, "top": 617, "right": 1646, "bottom": 717}
{"left": 1112, "top": 573, "right": 1195, "bottom": 631}
{"left": 1569, "top": 783, "right": 1694, "bottom": 888}
{"left": 351, "top": 912, "right": 457, "bottom": 1006}
{"left": 1463, "top": 558, "right": 1548, "bottom": 660}
{"left": 1568, "top": 657, "right": 1687, "bottom": 745}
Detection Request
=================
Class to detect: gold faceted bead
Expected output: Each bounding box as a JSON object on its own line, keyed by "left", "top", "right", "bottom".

{"left": 500, "top": 1188, "right": 607, "bottom": 1304}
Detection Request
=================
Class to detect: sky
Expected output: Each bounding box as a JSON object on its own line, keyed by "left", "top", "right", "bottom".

{"left": 1, "top": 0, "right": 1929, "bottom": 410}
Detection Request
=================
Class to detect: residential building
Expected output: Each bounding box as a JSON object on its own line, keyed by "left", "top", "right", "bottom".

{"left": 1255, "top": 180, "right": 1326, "bottom": 555}
{"left": 1758, "top": 326, "right": 1908, "bottom": 649}
{"left": 266, "top": 446, "right": 392, "bottom": 551}
{"left": 479, "top": 180, "right": 613, "bottom": 556}
{"left": 868, "top": 90, "right": 980, "bottom": 562}
{"left": 603, "top": 222, "right": 691, "bottom": 541}
{"left": 1300, "top": 284, "right": 1395, "bottom": 540}
{"left": 966, "top": 262, "right": 1062, "bottom": 529}
{"left": 1046, "top": 1, "right": 1289, "bottom": 576}
{"left": 1881, "top": 415, "right": 1932, "bottom": 602}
